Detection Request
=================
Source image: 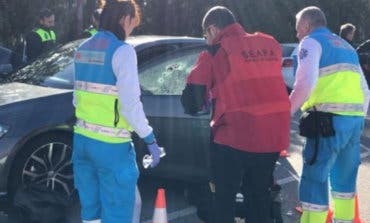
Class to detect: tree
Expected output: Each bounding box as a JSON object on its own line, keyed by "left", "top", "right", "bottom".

{"left": 1, "top": 0, "right": 370, "bottom": 50}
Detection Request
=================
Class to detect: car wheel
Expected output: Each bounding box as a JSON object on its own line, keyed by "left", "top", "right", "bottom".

{"left": 8, "top": 132, "right": 74, "bottom": 199}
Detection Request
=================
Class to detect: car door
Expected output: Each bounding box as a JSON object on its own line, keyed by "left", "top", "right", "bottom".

{"left": 136, "top": 45, "right": 211, "bottom": 182}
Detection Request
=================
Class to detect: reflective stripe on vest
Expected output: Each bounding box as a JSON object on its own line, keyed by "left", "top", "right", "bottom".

{"left": 76, "top": 119, "right": 131, "bottom": 138}
{"left": 319, "top": 63, "right": 362, "bottom": 77}
{"left": 301, "top": 28, "right": 365, "bottom": 116}
{"left": 35, "top": 28, "right": 56, "bottom": 42}
{"left": 301, "top": 202, "right": 328, "bottom": 212}
{"left": 310, "top": 103, "right": 363, "bottom": 113}
{"left": 75, "top": 80, "right": 118, "bottom": 95}
{"left": 301, "top": 69, "right": 364, "bottom": 115}
{"left": 74, "top": 31, "right": 133, "bottom": 143}
{"left": 88, "top": 28, "right": 98, "bottom": 36}
{"left": 74, "top": 86, "right": 133, "bottom": 136}
{"left": 332, "top": 191, "right": 355, "bottom": 199}
{"left": 333, "top": 220, "right": 354, "bottom": 223}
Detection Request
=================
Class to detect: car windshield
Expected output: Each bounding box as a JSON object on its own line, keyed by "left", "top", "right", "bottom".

{"left": 0, "top": 40, "right": 84, "bottom": 88}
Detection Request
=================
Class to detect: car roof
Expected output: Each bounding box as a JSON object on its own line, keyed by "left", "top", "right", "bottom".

{"left": 127, "top": 35, "right": 205, "bottom": 50}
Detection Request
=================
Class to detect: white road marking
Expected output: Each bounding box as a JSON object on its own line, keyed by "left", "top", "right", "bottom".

{"left": 276, "top": 176, "right": 297, "bottom": 185}
{"left": 360, "top": 144, "right": 370, "bottom": 158}
{"left": 142, "top": 207, "right": 197, "bottom": 223}
{"left": 361, "top": 143, "right": 370, "bottom": 151}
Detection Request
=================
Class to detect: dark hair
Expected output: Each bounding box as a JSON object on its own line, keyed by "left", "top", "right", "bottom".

{"left": 202, "top": 6, "right": 236, "bottom": 30}
{"left": 100, "top": 0, "right": 141, "bottom": 40}
{"left": 38, "top": 8, "right": 54, "bottom": 20}
{"left": 339, "top": 23, "right": 356, "bottom": 39}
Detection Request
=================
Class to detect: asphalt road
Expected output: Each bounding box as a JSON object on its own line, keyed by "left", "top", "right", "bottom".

{"left": 1, "top": 114, "right": 370, "bottom": 223}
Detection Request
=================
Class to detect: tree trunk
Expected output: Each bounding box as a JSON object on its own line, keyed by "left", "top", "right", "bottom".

{"left": 76, "top": 0, "right": 84, "bottom": 36}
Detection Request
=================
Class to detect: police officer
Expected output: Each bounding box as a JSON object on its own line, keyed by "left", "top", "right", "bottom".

{"left": 73, "top": 1, "right": 162, "bottom": 223}
{"left": 290, "top": 6, "right": 370, "bottom": 223}
{"left": 25, "top": 8, "right": 56, "bottom": 61}
{"left": 82, "top": 8, "right": 102, "bottom": 38}
{"left": 339, "top": 23, "right": 356, "bottom": 47}
{"left": 181, "top": 6, "right": 290, "bottom": 223}
{"left": 357, "top": 39, "right": 370, "bottom": 87}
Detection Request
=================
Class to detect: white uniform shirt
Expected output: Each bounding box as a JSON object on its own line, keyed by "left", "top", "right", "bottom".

{"left": 289, "top": 37, "right": 370, "bottom": 116}
{"left": 112, "top": 44, "right": 153, "bottom": 138}
{"left": 73, "top": 44, "right": 153, "bottom": 138}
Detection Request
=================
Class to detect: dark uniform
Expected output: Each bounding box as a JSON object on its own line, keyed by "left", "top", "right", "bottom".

{"left": 357, "top": 39, "right": 370, "bottom": 87}
{"left": 25, "top": 26, "right": 56, "bottom": 61}
{"left": 81, "top": 26, "right": 98, "bottom": 38}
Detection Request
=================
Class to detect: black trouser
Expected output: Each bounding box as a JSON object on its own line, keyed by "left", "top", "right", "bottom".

{"left": 210, "top": 143, "right": 279, "bottom": 223}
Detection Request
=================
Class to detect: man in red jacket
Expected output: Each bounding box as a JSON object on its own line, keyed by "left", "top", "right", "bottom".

{"left": 181, "top": 6, "right": 290, "bottom": 223}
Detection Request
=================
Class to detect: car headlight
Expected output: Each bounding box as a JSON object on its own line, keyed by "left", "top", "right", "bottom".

{"left": 0, "top": 124, "right": 9, "bottom": 139}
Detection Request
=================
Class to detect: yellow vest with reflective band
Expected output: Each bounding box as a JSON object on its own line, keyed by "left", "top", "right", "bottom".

{"left": 301, "top": 28, "right": 365, "bottom": 116}
{"left": 87, "top": 28, "right": 98, "bottom": 36}
{"left": 74, "top": 84, "right": 133, "bottom": 143}
{"left": 35, "top": 28, "right": 56, "bottom": 42}
{"left": 74, "top": 31, "right": 133, "bottom": 143}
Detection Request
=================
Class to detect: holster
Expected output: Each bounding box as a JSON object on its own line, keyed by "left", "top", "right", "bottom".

{"left": 299, "top": 110, "right": 335, "bottom": 138}
{"left": 299, "top": 108, "right": 336, "bottom": 165}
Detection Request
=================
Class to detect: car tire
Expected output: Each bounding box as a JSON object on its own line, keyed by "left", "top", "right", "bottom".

{"left": 8, "top": 132, "right": 74, "bottom": 200}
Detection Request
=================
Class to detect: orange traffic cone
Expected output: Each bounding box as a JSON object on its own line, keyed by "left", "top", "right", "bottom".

{"left": 354, "top": 194, "right": 363, "bottom": 223}
{"left": 280, "top": 149, "right": 290, "bottom": 157}
{"left": 326, "top": 207, "right": 333, "bottom": 223}
{"left": 152, "top": 188, "right": 168, "bottom": 223}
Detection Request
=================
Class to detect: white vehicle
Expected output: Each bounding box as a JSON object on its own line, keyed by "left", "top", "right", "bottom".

{"left": 281, "top": 43, "right": 298, "bottom": 92}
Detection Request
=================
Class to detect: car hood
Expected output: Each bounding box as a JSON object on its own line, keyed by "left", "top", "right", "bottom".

{"left": 0, "top": 82, "right": 72, "bottom": 107}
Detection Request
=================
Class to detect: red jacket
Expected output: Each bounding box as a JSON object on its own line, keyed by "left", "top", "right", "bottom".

{"left": 181, "top": 23, "right": 290, "bottom": 153}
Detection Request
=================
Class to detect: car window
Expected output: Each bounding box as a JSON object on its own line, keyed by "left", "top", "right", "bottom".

{"left": 42, "top": 63, "right": 74, "bottom": 89}
{"left": 139, "top": 47, "right": 204, "bottom": 96}
{"left": 137, "top": 44, "right": 179, "bottom": 66}
{"left": 281, "top": 46, "right": 295, "bottom": 57}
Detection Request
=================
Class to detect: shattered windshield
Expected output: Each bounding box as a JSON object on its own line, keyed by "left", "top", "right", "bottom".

{"left": 0, "top": 40, "right": 83, "bottom": 88}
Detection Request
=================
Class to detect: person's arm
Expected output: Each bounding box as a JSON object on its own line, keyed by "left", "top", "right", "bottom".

{"left": 112, "top": 44, "right": 154, "bottom": 142}
{"left": 80, "top": 30, "right": 92, "bottom": 39}
{"left": 359, "top": 68, "right": 370, "bottom": 114}
{"left": 25, "top": 31, "right": 42, "bottom": 61}
{"left": 289, "top": 38, "right": 322, "bottom": 115}
{"left": 356, "top": 39, "right": 370, "bottom": 53}
{"left": 181, "top": 50, "right": 213, "bottom": 115}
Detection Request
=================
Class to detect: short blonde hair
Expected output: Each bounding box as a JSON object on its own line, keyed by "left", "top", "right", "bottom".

{"left": 296, "top": 6, "right": 327, "bottom": 28}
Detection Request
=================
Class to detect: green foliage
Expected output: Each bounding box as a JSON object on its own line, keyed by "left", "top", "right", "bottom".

{"left": 135, "top": 0, "right": 370, "bottom": 43}
{"left": 1, "top": 0, "right": 370, "bottom": 50}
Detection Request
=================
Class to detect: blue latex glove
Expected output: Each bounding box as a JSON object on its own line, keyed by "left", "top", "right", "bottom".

{"left": 147, "top": 142, "right": 161, "bottom": 168}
